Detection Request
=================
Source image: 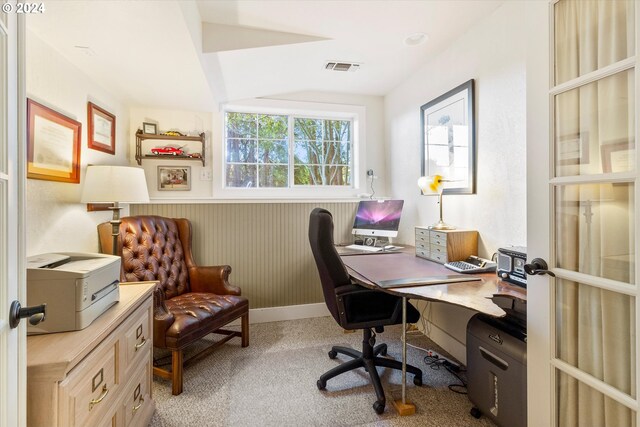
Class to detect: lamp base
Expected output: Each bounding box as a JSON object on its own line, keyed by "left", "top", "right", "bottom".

{"left": 429, "top": 220, "right": 455, "bottom": 230}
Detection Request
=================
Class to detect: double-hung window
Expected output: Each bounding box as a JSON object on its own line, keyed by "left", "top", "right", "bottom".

{"left": 225, "top": 111, "right": 353, "bottom": 189}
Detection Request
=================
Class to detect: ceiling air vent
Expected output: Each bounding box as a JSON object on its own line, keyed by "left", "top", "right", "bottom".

{"left": 324, "top": 61, "right": 361, "bottom": 72}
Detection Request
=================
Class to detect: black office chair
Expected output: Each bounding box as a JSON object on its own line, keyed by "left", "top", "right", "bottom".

{"left": 308, "top": 208, "right": 423, "bottom": 414}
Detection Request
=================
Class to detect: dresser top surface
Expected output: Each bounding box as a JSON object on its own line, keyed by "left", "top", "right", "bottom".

{"left": 27, "top": 282, "right": 155, "bottom": 380}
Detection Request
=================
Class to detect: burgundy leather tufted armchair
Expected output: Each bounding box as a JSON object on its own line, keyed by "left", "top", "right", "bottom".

{"left": 98, "top": 215, "right": 249, "bottom": 395}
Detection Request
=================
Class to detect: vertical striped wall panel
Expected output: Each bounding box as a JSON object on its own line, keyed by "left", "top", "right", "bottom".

{"left": 131, "top": 202, "right": 357, "bottom": 309}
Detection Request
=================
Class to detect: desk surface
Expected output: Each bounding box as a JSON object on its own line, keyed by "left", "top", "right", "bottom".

{"left": 340, "top": 249, "right": 526, "bottom": 318}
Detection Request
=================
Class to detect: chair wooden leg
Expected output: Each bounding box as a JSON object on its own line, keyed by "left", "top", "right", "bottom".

{"left": 241, "top": 312, "right": 249, "bottom": 347}
{"left": 171, "top": 349, "right": 183, "bottom": 395}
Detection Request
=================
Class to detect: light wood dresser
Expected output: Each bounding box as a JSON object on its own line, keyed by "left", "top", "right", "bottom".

{"left": 415, "top": 226, "right": 478, "bottom": 263}
{"left": 27, "top": 282, "right": 156, "bottom": 427}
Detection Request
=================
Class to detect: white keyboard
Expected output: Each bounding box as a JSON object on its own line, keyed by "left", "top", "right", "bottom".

{"left": 344, "top": 244, "right": 383, "bottom": 252}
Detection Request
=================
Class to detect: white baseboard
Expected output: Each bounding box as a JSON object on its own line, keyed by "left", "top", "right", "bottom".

{"left": 228, "top": 302, "right": 330, "bottom": 326}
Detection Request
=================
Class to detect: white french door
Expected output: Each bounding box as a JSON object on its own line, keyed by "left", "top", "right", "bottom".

{"left": 529, "top": 1, "right": 639, "bottom": 426}
{"left": 0, "top": 8, "right": 25, "bottom": 427}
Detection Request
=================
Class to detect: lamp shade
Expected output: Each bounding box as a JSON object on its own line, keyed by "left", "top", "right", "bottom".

{"left": 417, "top": 175, "right": 443, "bottom": 195}
{"left": 81, "top": 165, "right": 150, "bottom": 203}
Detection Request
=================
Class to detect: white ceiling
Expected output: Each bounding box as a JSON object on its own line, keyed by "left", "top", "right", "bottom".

{"left": 26, "top": 0, "right": 504, "bottom": 109}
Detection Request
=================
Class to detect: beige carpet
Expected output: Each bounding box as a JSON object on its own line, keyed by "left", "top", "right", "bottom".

{"left": 150, "top": 317, "right": 497, "bottom": 427}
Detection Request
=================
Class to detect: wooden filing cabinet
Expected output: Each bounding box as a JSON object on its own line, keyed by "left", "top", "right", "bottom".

{"left": 27, "top": 282, "right": 156, "bottom": 427}
{"left": 415, "top": 226, "right": 478, "bottom": 263}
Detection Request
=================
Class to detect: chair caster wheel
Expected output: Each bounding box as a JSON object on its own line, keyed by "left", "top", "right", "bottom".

{"left": 328, "top": 350, "right": 337, "bottom": 359}
{"left": 379, "top": 344, "right": 387, "bottom": 356}
{"left": 470, "top": 407, "right": 481, "bottom": 419}
{"left": 317, "top": 379, "right": 326, "bottom": 390}
{"left": 413, "top": 375, "right": 422, "bottom": 386}
{"left": 373, "top": 400, "right": 385, "bottom": 414}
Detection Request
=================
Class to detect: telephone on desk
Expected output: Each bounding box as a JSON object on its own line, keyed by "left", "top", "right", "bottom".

{"left": 445, "top": 255, "right": 497, "bottom": 274}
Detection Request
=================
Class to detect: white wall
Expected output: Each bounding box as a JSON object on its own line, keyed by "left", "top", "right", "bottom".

{"left": 26, "top": 30, "right": 132, "bottom": 255}
{"left": 385, "top": 1, "right": 528, "bottom": 362}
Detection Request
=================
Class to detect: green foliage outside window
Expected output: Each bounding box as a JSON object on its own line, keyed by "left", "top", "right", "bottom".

{"left": 225, "top": 112, "right": 352, "bottom": 188}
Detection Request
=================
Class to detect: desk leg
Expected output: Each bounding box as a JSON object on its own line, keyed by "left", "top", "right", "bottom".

{"left": 392, "top": 297, "right": 416, "bottom": 416}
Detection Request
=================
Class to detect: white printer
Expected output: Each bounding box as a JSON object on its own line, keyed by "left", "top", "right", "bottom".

{"left": 27, "top": 252, "right": 121, "bottom": 335}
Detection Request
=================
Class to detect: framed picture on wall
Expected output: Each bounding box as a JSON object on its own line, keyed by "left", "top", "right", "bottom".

{"left": 158, "top": 166, "right": 191, "bottom": 191}
{"left": 27, "top": 99, "right": 82, "bottom": 183}
{"left": 420, "top": 79, "right": 476, "bottom": 194}
{"left": 87, "top": 102, "right": 116, "bottom": 154}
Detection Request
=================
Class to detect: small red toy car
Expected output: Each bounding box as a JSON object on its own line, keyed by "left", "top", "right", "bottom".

{"left": 151, "top": 146, "right": 184, "bottom": 156}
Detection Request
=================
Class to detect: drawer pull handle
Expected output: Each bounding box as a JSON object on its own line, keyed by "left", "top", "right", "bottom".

{"left": 89, "top": 385, "right": 109, "bottom": 410}
{"left": 134, "top": 337, "right": 147, "bottom": 351}
{"left": 133, "top": 396, "right": 145, "bottom": 412}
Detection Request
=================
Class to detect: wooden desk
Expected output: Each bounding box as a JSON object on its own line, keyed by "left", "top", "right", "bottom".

{"left": 341, "top": 250, "right": 526, "bottom": 317}
{"left": 339, "top": 249, "right": 526, "bottom": 414}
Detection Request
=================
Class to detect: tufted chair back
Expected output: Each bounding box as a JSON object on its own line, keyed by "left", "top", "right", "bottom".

{"left": 100, "top": 215, "right": 193, "bottom": 299}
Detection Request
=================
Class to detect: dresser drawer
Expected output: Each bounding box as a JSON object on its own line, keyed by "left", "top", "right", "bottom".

{"left": 415, "top": 228, "right": 429, "bottom": 238}
{"left": 123, "top": 303, "right": 152, "bottom": 377}
{"left": 416, "top": 248, "right": 430, "bottom": 259}
{"left": 430, "top": 243, "right": 447, "bottom": 257}
{"left": 415, "top": 240, "right": 429, "bottom": 250}
{"left": 58, "top": 339, "right": 119, "bottom": 427}
{"left": 430, "top": 231, "right": 447, "bottom": 246}
{"left": 123, "top": 358, "right": 152, "bottom": 427}
{"left": 430, "top": 252, "right": 448, "bottom": 264}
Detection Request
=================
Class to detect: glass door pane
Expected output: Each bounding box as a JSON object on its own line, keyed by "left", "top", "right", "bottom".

{"left": 0, "top": 26, "right": 6, "bottom": 175}
{"left": 556, "top": 279, "right": 636, "bottom": 395}
{"left": 555, "top": 183, "right": 635, "bottom": 283}
{"left": 557, "top": 370, "right": 636, "bottom": 427}
{"left": 554, "top": 0, "right": 635, "bottom": 86}
{"left": 554, "top": 70, "right": 635, "bottom": 178}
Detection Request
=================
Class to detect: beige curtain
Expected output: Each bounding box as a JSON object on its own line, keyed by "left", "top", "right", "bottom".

{"left": 555, "top": 1, "right": 636, "bottom": 426}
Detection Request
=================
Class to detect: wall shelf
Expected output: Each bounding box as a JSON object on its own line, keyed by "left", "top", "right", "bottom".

{"left": 135, "top": 129, "right": 205, "bottom": 166}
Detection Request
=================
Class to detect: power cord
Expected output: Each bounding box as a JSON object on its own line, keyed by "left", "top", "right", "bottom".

{"left": 424, "top": 351, "right": 468, "bottom": 394}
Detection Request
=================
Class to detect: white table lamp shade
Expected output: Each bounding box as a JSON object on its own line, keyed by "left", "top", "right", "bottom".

{"left": 81, "top": 165, "right": 150, "bottom": 203}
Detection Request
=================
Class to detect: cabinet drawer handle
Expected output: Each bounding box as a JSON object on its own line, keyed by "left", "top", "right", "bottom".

{"left": 89, "top": 384, "right": 109, "bottom": 410}
{"left": 134, "top": 337, "right": 147, "bottom": 351}
{"left": 133, "top": 396, "right": 145, "bottom": 413}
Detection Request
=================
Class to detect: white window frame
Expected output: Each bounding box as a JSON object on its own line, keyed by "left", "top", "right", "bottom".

{"left": 217, "top": 98, "right": 366, "bottom": 200}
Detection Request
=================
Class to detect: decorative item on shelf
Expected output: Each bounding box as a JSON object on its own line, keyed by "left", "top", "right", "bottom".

{"left": 417, "top": 174, "right": 455, "bottom": 230}
{"left": 142, "top": 122, "right": 157, "bottom": 135}
{"left": 161, "top": 131, "right": 185, "bottom": 136}
{"left": 81, "top": 165, "right": 150, "bottom": 255}
{"left": 150, "top": 145, "right": 185, "bottom": 156}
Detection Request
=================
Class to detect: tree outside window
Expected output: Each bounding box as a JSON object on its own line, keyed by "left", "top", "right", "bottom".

{"left": 225, "top": 112, "right": 352, "bottom": 188}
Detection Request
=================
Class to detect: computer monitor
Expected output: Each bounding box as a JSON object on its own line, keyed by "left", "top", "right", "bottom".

{"left": 351, "top": 199, "right": 404, "bottom": 238}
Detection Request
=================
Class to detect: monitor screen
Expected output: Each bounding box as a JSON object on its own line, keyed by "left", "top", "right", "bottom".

{"left": 352, "top": 199, "right": 404, "bottom": 237}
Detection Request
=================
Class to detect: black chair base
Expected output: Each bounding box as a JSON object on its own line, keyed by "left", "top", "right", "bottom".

{"left": 316, "top": 328, "right": 423, "bottom": 414}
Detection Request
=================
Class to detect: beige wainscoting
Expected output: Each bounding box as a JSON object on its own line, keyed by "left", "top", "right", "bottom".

{"left": 130, "top": 202, "right": 357, "bottom": 308}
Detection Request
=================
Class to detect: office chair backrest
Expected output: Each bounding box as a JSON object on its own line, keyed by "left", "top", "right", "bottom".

{"left": 308, "top": 208, "right": 352, "bottom": 324}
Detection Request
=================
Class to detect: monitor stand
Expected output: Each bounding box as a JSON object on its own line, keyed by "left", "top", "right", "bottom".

{"left": 354, "top": 235, "right": 389, "bottom": 248}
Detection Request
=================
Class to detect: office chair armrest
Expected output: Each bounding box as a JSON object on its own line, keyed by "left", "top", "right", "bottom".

{"left": 152, "top": 286, "right": 174, "bottom": 348}
{"left": 188, "top": 265, "right": 242, "bottom": 296}
{"left": 335, "top": 283, "right": 372, "bottom": 297}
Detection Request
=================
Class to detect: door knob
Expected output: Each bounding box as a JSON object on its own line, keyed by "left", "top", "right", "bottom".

{"left": 9, "top": 301, "right": 46, "bottom": 329}
{"left": 524, "top": 258, "right": 556, "bottom": 277}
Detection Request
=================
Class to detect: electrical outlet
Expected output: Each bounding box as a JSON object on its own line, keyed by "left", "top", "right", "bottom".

{"left": 200, "top": 170, "right": 212, "bottom": 181}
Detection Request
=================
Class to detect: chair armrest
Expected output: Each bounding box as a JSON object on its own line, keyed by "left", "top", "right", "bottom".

{"left": 335, "top": 283, "right": 402, "bottom": 328}
{"left": 188, "top": 265, "right": 241, "bottom": 296}
{"left": 335, "top": 283, "right": 373, "bottom": 297}
{"left": 152, "top": 286, "right": 174, "bottom": 348}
